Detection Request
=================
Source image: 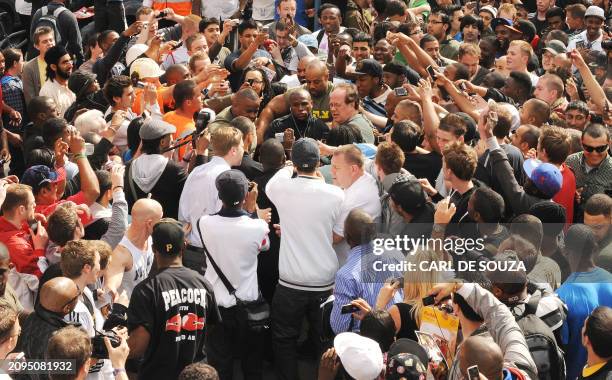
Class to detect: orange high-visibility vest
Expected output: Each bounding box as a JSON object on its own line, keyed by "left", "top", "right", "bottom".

{"left": 152, "top": 0, "right": 193, "bottom": 16}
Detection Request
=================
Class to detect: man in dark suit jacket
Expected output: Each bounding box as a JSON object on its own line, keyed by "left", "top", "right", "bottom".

{"left": 457, "top": 43, "right": 491, "bottom": 86}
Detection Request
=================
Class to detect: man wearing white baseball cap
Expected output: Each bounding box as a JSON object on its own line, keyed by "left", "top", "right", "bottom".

{"left": 567, "top": 6, "right": 606, "bottom": 52}
{"left": 332, "top": 332, "right": 384, "bottom": 380}
{"left": 130, "top": 57, "right": 173, "bottom": 116}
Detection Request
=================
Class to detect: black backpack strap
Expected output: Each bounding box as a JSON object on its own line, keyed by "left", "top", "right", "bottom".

{"left": 316, "top": 30, "right": 325, "bottom": 47}
{"left": 196, "top": 219, "right": 236, "bottom": 295}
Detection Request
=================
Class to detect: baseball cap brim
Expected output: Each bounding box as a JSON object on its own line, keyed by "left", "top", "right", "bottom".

{"left": 388, "top": 339, "right": 429, "bottom": 365}
{"left": 503, "top": 24, "right": 522, "bottom": 34}
{"left": 523, "top": 158, "right": 541, "bottom": 179}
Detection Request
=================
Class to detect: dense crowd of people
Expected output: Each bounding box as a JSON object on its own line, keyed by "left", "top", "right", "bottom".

{"left": 0, "top": 0, "right": 611, "bottom": 378}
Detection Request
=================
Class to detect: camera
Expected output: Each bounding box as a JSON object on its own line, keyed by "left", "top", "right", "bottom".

{"left": 195, "top": 109, "right": 215, "bottom": 134}
{"left": 91, "top": 330, "right": 121, "bottom": 359}
{"left": 156, "top": 11, "right": 166, "bottom": 19}
{"left": 247, "top": 79, "right": 255, "bottom": 86}
{"left": 340, "top": 304, "right": 360, "bottom": 314}
{"left": 394, "top": 87, "right": 407, "bottom": 97}
{"left": 602, "top": 40, "right": 612, "bottom": 50}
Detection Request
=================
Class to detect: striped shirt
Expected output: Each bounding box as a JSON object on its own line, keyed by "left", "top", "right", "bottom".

{"left": 330, "top": 243, "right": 405, "bottom": 334}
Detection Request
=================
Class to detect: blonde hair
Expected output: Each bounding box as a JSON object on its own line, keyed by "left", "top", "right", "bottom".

{"left": 510, "top": 40, "right": 533, "bottom": 58}
{"left": 402, "top": 249, "right": 445, "bottom": 325}
{"left": 498, "top": 3, "right": 517, "bottom": 19}
{"left": 211, "top": 127, "right": 243, "bottom": 157}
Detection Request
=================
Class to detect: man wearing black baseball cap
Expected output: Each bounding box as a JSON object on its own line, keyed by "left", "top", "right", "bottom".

{"left": 266, "top": 137, "right": 345, "bottom": 378}
{"left": 127, "top": 218, "right": 220, "bottom": 380}
{"left": 355, "top": 59, "right": 393, "bottom": 119}
{"left": 198, "top": 169, "right": 270, "bottom": 379}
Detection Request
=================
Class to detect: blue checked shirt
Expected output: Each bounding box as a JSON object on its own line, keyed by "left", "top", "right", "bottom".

{"left": 1, "top": 75, "right": 26, "bottom": 130}
{"left": 330, "top": 243, "right": 405, "bottom": 334}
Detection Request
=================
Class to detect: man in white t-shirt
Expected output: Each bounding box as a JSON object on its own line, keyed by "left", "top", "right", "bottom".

{"left": 178, "top": 126, "right": 244, "bottom": 272}
{"left": 331, "top": 144, "right": 381, "bottom": 263}
{"left": 506, "top": 40, "right": 539, "bottom": 86}
{"left": 266, "top": 138, "right": 344, "bottom": 380}
{"left": 199, "top": 169, "right": 270, "bottom": 380}
{"left": 61, "top": 240, "right": 113, "bottom": 379}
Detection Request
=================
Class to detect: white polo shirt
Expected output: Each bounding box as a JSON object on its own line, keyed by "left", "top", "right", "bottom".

{"left": 199, "top": 213, "right": 270, "bottom": 308}
{"left": 333, "top": 172, "right": 382, "bottom": 263}
{"left": 179, "top": 156, "right": 231, "bottom": 246}
{"left": 266, "top": 165, "right": 345, "bottom": 291}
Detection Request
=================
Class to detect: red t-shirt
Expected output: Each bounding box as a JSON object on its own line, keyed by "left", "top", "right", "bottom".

{"left": 552, "top": 164, "right": 576, "bottom": 227}
{"left": 0, "top": 217, "right": 45, "bottom": 278}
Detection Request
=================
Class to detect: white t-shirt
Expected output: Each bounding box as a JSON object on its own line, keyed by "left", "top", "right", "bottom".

{"left": 199, "top": 213, "right": 270, "bottom": 307}
{"left": 252, "top": 0, "right": 275, "bottom": 21}
{"left": 64, "top": 287, "right": 113, "bottom": 380}
{"left": 333, "top": 173, "right": 382, "bottom": 263}
{"left": 266, "top": 166, "right": 345, "bottom": 291}
{"left": 567, "top": 30, "right": 603, "bottom": 52}
{"left": 39, "top": 80, "right": 76, "bottom": 118}
{"left": 201, "top": 0, "right": 239, "bottom": 20}
{"left": 179, "top": 156, "right": 231, "bottom": 246}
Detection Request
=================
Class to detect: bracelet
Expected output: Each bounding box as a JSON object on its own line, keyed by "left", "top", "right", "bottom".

{"left": 112, "top": 186, "right": 124, "bottom": 192}
{"left": 73, "top": 153, "right": 87, "bottom": 161}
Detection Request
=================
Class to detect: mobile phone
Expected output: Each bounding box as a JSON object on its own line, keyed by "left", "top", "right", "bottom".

{"left": 459, "top": 82, "right": 468, "bottom": 92}
{"left": 393, "top": 276, "right": 404, "bottom": 288}
{"left": 422, "top": 295, "right": 436, "bottom": 306}
{"left": 29, "top": 220, "right": 38, "bottom": 234}
{"left": 171, "top": 40, "right": 183, "bottom": 50}
{"left": 376, "top": 135, "right": 386, "bottom": 144}
{"left": 468, "top": 365, "right": 480, "bottom": 380}
{"left": 341, "top": 304, "right": 360, "bottom": 314}
{"left": 426, "top": 65, "right": 438, "bottom": 79}
{"left": 321, "top": 132, "right": 329, "bottom": 144}
{"left": 248, "top": 182, "right": 255, "bottom": 191}
{"left": 394, "top": 87, "right": 408, "bottom": 96}
{"left": 275, "top": 132, "right": 284, "bottom": 142}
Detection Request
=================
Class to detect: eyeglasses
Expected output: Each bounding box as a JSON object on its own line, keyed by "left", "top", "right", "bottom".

{"left": 582, "top": 143, "right": 609, "bottom": 153}
{"left": 409, "top": 29, "right": 423, "bottom": 35}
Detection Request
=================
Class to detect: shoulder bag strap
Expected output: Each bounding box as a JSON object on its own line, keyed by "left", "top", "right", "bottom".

{"left": 196, "top": 220, "right": 236, "bottom": 295}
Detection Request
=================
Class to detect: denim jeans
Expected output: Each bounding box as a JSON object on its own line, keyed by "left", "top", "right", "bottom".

{"left": 271, "top": 284, "right": 332, "bottom": 380}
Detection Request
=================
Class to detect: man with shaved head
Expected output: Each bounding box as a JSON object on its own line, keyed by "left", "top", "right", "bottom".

{"left": 459, "top": 335, "right": 505, "bottom": 380}
{"left": 266, "top": 88, "right": 330, "bottom": 141}
{"left": 104, "top": 198, "right": 163, "bottom": 298}
{"left": 17, "top": 277, "right": 80, "bottom": 363}
{"left": 208, "top": 88, "right": 263, "bottom": 133}
{"left": 256, "top": 60, "right": 334, "bottom": 142}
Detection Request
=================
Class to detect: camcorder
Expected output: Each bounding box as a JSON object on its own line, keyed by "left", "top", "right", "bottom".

{"left": 91, "top": 330, "right": 121, "bottom": 359}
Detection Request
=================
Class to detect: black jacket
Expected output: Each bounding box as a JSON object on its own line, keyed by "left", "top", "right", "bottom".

{"left": 125, "top": 158, "right": 187, "bottom": 219}
{"left": 29, "top": 2, "right": 84, "bottom": 65}
{"left": 15, "top": 304, "right": 73, "bottom": 380}
{"left": 233, "top": 154, "right": 264, "bottom": 181}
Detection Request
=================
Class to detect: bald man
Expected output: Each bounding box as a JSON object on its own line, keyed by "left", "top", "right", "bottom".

{"left": 104, "top": 198, "right": 163, "bottom": 298}
{"left": 208, "top": 88, "right": 262, "bottom": 133}
{"left": 256, "top": 60, "right": 334, "bottom": 142}
{"left": 266, "top": 88, "right": 330, "bottom": 141}
{"left": 17, "top": 277, "right": 80, "bottom": 362}
{"left": 459, "top": 336, "right": 505, "bottom": 380}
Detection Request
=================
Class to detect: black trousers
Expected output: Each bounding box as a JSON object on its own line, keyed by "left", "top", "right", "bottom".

{"left": 272, "top": 284, "right": 332, "bottom": 380}
{"left": 205, "top": 305, "right": 264, "bottom": 380}
{"left": 183, "top": 245, "right": 206, "bottom": 276}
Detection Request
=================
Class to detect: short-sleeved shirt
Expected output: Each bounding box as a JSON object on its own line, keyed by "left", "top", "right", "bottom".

{"left": 285, "top": 82, "right": 334, "bottom": 123}
{"left": 36, "top": 190, "right": 91, "bottom": 225}
{"left": 128, "top": 266, "right": 220, "bottom": 380}
{"left": 266, "top": 114, "right": 330, "bottom": 141}
{"left": 163, "top": 111, "right": 196, "bottom": 161}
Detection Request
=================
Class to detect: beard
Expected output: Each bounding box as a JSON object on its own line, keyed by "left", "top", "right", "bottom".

{"left": 57, "top": 67, "right": 71, "bottom": 80}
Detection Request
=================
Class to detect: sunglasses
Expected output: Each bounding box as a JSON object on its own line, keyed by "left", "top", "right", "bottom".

{"left": 62, "top": 285, "right": 82, "bottom": 309}
{"left": 582, "top": 143, "right": 608, "bottom": 153}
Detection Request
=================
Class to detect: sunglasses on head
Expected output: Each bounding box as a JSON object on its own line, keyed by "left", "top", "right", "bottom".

{"left": 582, "top": 143, "right": 608, "bottom": 153}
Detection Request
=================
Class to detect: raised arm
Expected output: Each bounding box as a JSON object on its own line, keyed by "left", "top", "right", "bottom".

{"left": 231, "top": 31, "right": 267, "bottom": 72}
{"left": 417, "top": 79, "right": 441, "bottom": 154}
{"left": 71, "top": 135, "right": 100, "bottom": 205}
{"left": 104, "top": 245, "right": 131, "bottom": 298}
{"left": 256, "top": 93, "right": 290, "bottom": 143}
